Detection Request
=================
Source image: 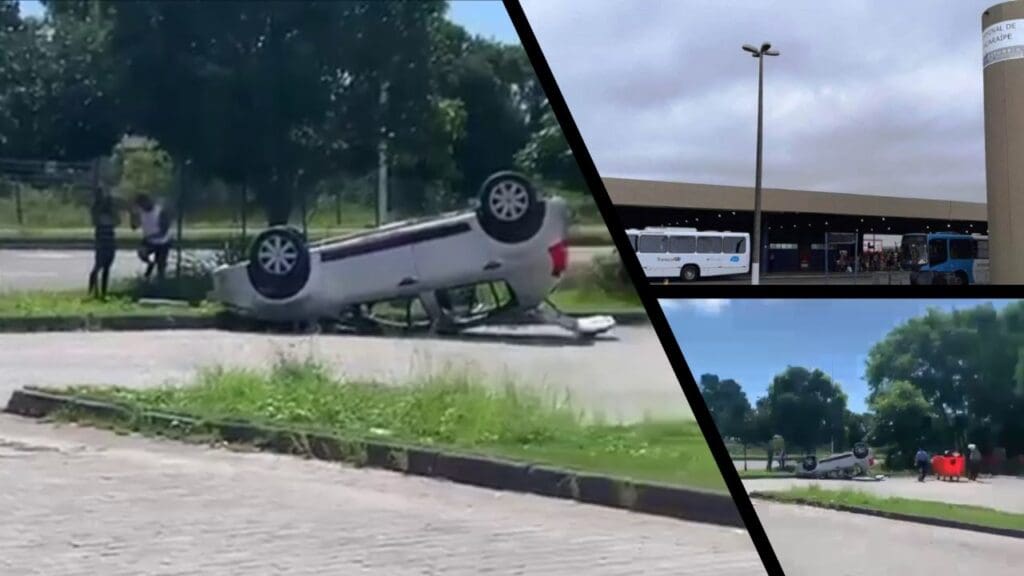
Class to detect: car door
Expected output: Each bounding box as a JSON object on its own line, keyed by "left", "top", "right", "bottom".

{"left": 409, "top": 218, "right": 493, "bottom": 289}
{"left": 318, "top": 232, "right": 420, "bottom": 303}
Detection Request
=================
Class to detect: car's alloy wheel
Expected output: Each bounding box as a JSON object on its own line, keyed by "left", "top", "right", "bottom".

{"left": 476, "top": 171, "right": 545, "bottom": 244}
{"left": 246, "top": 227, "right": 312, "bottom": 300}
{"left": 257, "top": 234, "right": 300, "bottom": 276}
{"left": 487, "top": 179, "right": 532, "bottom": 222}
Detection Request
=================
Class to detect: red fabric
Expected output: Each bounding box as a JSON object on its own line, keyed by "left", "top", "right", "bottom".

{"left": 931, "top": 455, "right": 965, "bottom": 478}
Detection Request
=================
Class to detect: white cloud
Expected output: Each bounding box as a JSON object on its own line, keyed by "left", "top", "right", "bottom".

{"left": 661, "top": 299, "right": 731, "bottom": 316}
{"left": 522, "top": 0, "right": 993, "bottom": 202}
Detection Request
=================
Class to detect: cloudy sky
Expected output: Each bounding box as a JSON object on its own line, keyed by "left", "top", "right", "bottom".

{"left": 522, "top": 0, "right": 998, "bottom": 202}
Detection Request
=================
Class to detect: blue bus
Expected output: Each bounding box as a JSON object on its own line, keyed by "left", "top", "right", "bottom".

{"left": 900, "top": 232, "right": 989, "bottom": 285}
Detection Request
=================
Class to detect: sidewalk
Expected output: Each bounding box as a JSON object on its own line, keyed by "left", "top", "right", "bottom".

{"left": 0, "top": 416, "right": 761, "bottom": 575}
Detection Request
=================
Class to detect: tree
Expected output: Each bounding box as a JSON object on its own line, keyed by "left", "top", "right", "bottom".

{"left": 698, "top": 373, "right": 752, "bottom": 441}
{"left": 865, "top": 302, "right": 1024, "bottom": 455}
{"left": 515, "top": 106, "right": 584, "bottom": 191}
{"left": 763, "top": 366, "right": 848, "bottom": 453}
{"left": 869, "top": 380, "right": 937, "bottom": 469}
{"left": 109, "top": 0, "right": 446, "bottom": 224}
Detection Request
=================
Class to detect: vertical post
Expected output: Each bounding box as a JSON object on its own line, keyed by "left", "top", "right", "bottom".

{"left": 14, "top": 182, "right": 23, "bottom": 225}
{"left": 854, "top": 231, "right": 860, "bottom": 278}
{"left": 175, "top": 163, "right": 185, "bottom": 280}
{"left": 299, "top": 173, "right": 308, "bottom": 239}
{"left": 824, "top": 232, "right": 829, "bottom": 277}
{"left": 240, "top": 182, "right": 248, "bottom": 242}
{"left": 335, "top": 190, "right": 342, "bottom": 226}
{"left": 377, "top": 81, "right": 389, "bottom": 227}
{"left": 751, "top": 54, "right": 765, "bottom": 285}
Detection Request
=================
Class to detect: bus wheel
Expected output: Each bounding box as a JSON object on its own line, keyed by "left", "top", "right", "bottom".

{"left": 681, "top": 265, "right": 700, "bottom": 282}
{"left": 952, "top": 272, "right": 968, "bottom": 286}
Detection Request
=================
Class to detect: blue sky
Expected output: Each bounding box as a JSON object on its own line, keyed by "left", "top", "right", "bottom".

{"left": 17, "top": 1, "right": 518, "bottom": 43}
{"left": 662, "top": 299, "right": 1018, "bottom": 413}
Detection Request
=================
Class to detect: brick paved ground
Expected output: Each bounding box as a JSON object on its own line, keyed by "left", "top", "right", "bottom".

{"left": 0, "top": 416, "right": 762, "bottom": 575}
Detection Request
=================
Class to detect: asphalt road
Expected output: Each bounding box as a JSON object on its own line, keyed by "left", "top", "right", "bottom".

{"left": 0, "top": 326, "right": 689, "bottom": 422}
{"left": 754, "top": 500, "right": 1022, "bottom": 575}
{"left": 743, "top": 475, "right": 1024, "bottom": 514}
{"left": 0, "top": 415, "right": 762, "bottom": 576}
{"left": 0, "top": 247, "right": 617, "bottom": 292}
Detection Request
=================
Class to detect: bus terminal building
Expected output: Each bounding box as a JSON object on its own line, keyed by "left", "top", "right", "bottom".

{"left": 606, "top": 177, "right": 988, "bottom": 274}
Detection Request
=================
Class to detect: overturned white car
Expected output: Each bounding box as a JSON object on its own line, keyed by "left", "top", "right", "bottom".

{"left": 210, "top": 172, "right": 616, "bottom": 337}
{"left": 796, "top": 443, "right": 875, "bottom": 480}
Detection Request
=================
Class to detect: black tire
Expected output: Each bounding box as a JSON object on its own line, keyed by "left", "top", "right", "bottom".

{"left": 246, "top": 226, "right": 311, "bottom": 300}
{"left": 681, "top": 265, "right": 700, "bottom": 282}
{"left": 802, "top": 455, "right": 817, "bottom": 472}
{"left": 952, "top": 271, "right": 969, "bottom": 286}
{"left": 476, "top": 171, "right": 545, "bottom": 244}
{"left": 852, "top": 443, "right": 870, "bottom": 459}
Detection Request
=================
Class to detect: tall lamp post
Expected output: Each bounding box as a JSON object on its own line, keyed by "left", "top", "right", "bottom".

{"left": 742, "top": 42, "right": 779, "bottom": 285}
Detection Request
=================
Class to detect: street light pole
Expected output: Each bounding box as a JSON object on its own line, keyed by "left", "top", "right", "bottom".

{"left": 742, "top": 42, "right": 779, "bottom": 285}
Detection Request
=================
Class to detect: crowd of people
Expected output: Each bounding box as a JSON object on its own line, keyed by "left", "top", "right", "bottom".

{"left": 88, "top": 187, "right": 175, "bottom": 299}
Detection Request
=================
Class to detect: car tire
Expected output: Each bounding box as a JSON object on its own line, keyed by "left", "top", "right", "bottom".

{"left": 802, "top": 455, "right": 817, "bottom": 472}
{"left": 681, "top": 265, "right": 700, "bottom": 282}
{"left": 246, "top": 226, "right": 311, "bottom": 300}
{"left": 476, "top": 171, "right": 545, "bottom": 244}
{"left": 852, "top": 443, "right": 870, "bottom": 459}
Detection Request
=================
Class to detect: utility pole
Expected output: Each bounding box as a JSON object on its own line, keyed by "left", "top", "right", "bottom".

{"left": 377, "top": 81, "right": 389, "bottom": 227}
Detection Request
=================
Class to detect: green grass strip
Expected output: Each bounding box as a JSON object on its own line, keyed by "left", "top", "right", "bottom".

{"left": 48, "top": 358, "right": 723, "bottom": 491}
{"left": 767, "top": 485, "right": 1024, "bottom": 531}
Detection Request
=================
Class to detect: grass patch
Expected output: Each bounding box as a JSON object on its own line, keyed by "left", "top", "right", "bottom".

{"left": 549, "top": 286, "right": 642, "bottom": 313}
{"left": 765, "top": 485, "right": 1024, "bottom": 532}
{"left": 49, "top": 358, "right": 724, "bottom": 491}
{"left": 738, "top": 469, "right": 795, "bottom": 479}
{"left": 0, "top": 289, "right": 220, "bottom": 317}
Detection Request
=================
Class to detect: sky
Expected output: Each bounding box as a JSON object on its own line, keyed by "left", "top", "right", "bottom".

{"left": 662, "top": 299, "right": 1018, "bottom": 413}
{"left": 522, "top": 0, "right": 999, "bottom": 203}
{"left": 17, "top": 1, "right": 519, "bottom": 43}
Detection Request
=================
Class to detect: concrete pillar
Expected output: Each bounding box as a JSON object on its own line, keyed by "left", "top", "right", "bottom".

{"left": 983, "top": 2, "right": 1024, "bottom": 283}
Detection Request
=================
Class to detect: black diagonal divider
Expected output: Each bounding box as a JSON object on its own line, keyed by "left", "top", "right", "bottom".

{"left": 502, "top": 1, "right": 785, "bottom": 574}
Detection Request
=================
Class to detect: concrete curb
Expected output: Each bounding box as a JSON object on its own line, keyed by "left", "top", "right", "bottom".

{"left": 749, "top": 491, "right": 1024, "bottom": 540}
{"left": 5, "top": 388, "right": 742, "bottom": 529}
{"left": 0, "top": 310, "right": 647, "bottom": 333}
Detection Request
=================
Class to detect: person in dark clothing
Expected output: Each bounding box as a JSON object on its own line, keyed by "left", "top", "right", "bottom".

{"left": 967, "top": 444, "right": 982, "bottom": 481}
{"left": 88, "top": 191, "right": 120, "bottom": 299}
{"left": 915, "top": 448, "right": 930, "bottom": 482}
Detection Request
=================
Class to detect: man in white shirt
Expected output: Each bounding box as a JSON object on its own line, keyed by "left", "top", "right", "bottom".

{"left": 130, "top": 194, "right": 174, "bottom": 281}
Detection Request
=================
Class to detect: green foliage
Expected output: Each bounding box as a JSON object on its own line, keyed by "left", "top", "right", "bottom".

{"left": 869, "top": 380, "right": 936, "bottom": 469}
{"left": 110, "top": 136, "right": 173, "bottom": 201}
{"left": 515, "top": 107, "right": 585, "bottom": 191}
{"left": 763, "top": 366, "right": 848, "bottom": 453}
{"left": 699, "top": 373, "right": 752, "bottom": 441}
{"left": 865, "top": 302, "right": 1024, "bottom": 456}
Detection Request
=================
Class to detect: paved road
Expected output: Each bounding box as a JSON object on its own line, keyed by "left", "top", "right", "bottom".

{"left": 754, "top": 500, "right": 1022, "bottom": 575}
{"left": 0, "top": 415, "right": 761, "bottom": 576}
{"left": 649, "top": 271, "right": 911, "bottom": 286}
{"left": 0, "top": 247, "right": 616, "bottom": 292}
{"left": 0, "top": 326, "right": 688, "bottom": 422}
{"left": 743, "top": 475, "right": 1024, "bottom": 514}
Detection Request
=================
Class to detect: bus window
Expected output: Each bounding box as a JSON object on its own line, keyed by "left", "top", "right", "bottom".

{"left": 723, "top": 236, "right": 747, "bottom": 254}
{"left": 928, "top": 238, "right": 948, "bottom": 266}
{"left": 638, "top": 235, "right": 666, "bottom": 253}
{"left": 668, "top": 236, "right": 696, "bottom": 253}
{"left": 697, "top": 236, "right": 722, "bottom": 253}
{"left": 949, "top": 239, "right": 973, "bottom": 261}
{"left": 627, "top": 234, "right": 638, "bottom": 251}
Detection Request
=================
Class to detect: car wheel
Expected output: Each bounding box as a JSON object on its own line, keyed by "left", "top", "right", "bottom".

{"left": 246, "top": 226, "right": 311, "bottom": 300}
{"left": 681, "top": 265, "right": 700, "bottom": 282}
{"left": 476, "top": 171, "right": 545, "bottom": 244}
{"left": 852, "top": 443, "right": 870, "bottom": 459}
{"left": 801, "top": 455, "right": 817, "bottom": 472}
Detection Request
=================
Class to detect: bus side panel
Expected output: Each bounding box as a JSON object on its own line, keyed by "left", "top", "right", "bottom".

{"left": 973, "top": 258, "right": 990, "bottom": 284}
{"left": 637, "top": 253, "right": 677, "bottom": 278}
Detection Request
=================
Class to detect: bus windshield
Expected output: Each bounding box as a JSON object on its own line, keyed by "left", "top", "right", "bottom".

{"left": 900, "top": 234, "right": 928, "bottom": 269}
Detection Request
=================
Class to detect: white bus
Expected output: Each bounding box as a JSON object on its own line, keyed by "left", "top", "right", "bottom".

{"left": 625, "top": 227, "right": 751, "bottom": 281}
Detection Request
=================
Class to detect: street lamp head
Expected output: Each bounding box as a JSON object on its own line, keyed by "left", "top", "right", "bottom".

{"left": 764, "top": 49, "right": 780, "bottom": 56}
{"left": 761, "top": 42, "right": 772, "bottom": 52}
{"left": 742, "top": 44, "right": 759, "bottom": 54}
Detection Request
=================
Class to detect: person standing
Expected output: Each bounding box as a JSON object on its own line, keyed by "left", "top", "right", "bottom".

{"left": 131, "top": 194, "right": 174, "bottom": 281}
{"left": 967, "top": 443, "right": 982, "bottom": 481}
{"left": 88, "top": 189, "right": 120, "bottom": 299}
{"left": 915, "top": 448, "right": 930, "bottom": 482}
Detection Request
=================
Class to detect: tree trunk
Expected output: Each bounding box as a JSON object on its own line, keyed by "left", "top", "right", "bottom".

{"left": 256, "top": 174, "right": 292, "bottom": 226}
